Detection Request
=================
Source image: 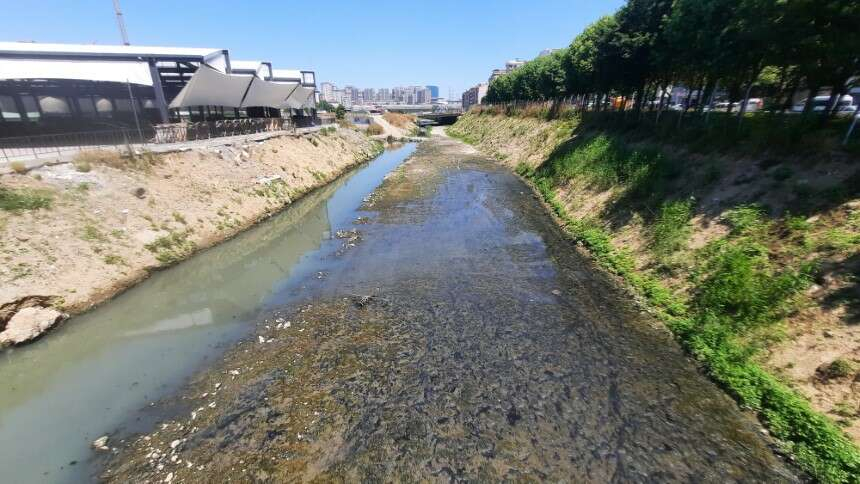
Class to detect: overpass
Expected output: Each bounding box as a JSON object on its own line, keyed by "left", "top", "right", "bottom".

{"left": 416, "top": 112, "right": 461, "bottom": 126}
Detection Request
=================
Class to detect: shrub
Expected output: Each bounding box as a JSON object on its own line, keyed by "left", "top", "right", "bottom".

{"left": 10, "top": 161, "right": 27, "bottom": 174}
{"left": 819, "top": 359, "right": 856, "bottom": 380}
{"left": 366, "top": 122, "right": 384, "bottom": 136}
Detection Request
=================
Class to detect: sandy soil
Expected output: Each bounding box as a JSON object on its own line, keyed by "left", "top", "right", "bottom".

{"left": 450, "top": 112, "right": 860, "bottom": 443}
{"left": 369, "top": 114, "right": 415, "bottom": 139}
{"left": 0, "top": 128, "right": 382, "bottom": 346}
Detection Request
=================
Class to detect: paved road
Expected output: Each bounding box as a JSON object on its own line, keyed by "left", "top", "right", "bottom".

{"left": 106, "top": 136, "right": 798, "bottom": 483}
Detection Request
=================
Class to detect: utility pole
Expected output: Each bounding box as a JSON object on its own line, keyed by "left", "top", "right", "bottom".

{"left": 113, "top": 0, "right": 130, "bottom": 45}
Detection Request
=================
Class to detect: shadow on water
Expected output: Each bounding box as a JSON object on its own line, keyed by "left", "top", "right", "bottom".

{"left": 0, "top": 143, "right": 416, "bottom": 484}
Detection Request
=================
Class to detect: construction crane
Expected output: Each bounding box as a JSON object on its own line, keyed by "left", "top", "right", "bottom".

{"left": 113, "top": 0, "right": 130, "bottom": 45}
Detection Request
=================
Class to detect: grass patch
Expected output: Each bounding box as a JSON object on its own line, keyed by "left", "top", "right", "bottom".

{"left": 366, "top": 122, "right": 384, "bottom": 136}
{"left": 144, "top": 230, "right": 196, "bottom": 265}
{"left": 73, "top": 149, "right": 160, "bottom": 172}
{"left": 651, "top": 199, "right": 694, "bottom": 259}
{"left": 0, "top": 184, "right": 52, "bottom": 212}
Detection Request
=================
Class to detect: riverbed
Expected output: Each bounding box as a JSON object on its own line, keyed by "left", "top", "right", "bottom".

{"left": 104, "top": 136, "right": 799, "bottom": 482}
{"left": 0, "top": 143, "right": 416, "bottom": 484}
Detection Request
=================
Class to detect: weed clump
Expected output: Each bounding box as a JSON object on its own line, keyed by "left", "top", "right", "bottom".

{"left": 144, "top": 230, "right": 195, "bottom": 265}
{"left": 0, "top": 184, "right": 52, "bottom": 212}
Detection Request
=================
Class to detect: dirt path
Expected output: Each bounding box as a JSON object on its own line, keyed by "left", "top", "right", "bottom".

{"left": 104, "top": 135, "right": 798, "bottom": 482}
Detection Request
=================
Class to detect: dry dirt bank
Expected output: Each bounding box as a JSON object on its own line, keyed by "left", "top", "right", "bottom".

{"left": 448, "top": 111, "right": 860, "bottom": 446}
{"left": 0, "top": 128, "right": 382, "bottom": 346}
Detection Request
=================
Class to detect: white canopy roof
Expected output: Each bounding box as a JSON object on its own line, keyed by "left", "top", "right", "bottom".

{"left": 242, "top": 78, "right": 299, "bottom": 108}
{"left": 169, "top": 65, "right": 309, "bottom": 109}
{"left": 0, "top": 58, "right": 153, "bottom": 85}
{"left": 284, "top": 87, "right": 314, "bottom": 109}
{"left": 0, "top": 41, "right": 222, "bottom": 59}
{"left": 169, "top": 65, "right": 249, "bottom": 108}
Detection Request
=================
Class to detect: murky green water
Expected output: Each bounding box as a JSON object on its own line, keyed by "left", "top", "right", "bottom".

{"left": 0, "top": 144, "right": 416, "bottom": 484}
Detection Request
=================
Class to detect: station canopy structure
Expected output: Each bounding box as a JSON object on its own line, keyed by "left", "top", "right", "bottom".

{"left": 0, "top": 41, "right": 317, "bottom": 124}
{"left": 167, "top": 64, "right": 313, "bottom": 110}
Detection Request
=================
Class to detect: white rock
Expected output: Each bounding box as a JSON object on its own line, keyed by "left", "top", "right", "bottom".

{"left": 0, "top": 307, "right": 66, "bottom": 346}
{"left": 92, "top": 435, "right": 109, "bottom": 450}
{"left": 170, "top": 439, "right": 181, "bottom": 449}
{"left": 164, "top": 472, "right": 174, "bottom": 483}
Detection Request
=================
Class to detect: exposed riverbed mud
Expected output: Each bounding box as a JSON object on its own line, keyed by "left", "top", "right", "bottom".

{"left": 104, "top": 136, "right": 799, "bottom": 482}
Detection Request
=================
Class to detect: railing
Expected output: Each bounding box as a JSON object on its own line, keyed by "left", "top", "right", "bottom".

{"left": 0, "top": 128, "right": 148, "bottom": 162}
{"left": 152, "top": 118, "right": 291, "bottom": 144}
{"left": 0, "top": 117, "right": 295, "bottom": 162}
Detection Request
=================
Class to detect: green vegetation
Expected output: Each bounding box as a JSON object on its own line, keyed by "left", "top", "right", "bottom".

{"left": 334, "top": 105, "right": 346, "bottom": 120}
{"left": 454, "top": 112, "right": 860, "bottom": 482}
{"left": 144, "top": 230, "right": 196, "bottom": 265}
{"left": 0, "top": 184, "right": 52, "bottom": 212}
{"left": 480, "top": 0, "right": 860, "bottom": 148}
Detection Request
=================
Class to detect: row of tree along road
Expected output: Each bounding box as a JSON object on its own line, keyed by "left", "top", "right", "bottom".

{"left": 484, "top": 0, "right": 860, "bottom": 125}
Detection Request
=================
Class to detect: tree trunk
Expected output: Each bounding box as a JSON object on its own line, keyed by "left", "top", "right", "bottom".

{"left": 677, "top": 84, "right": 695, "bottom": 129}
{"left": 781, "top": 78, "right": 798, "bottom": 114}
{"left": 802, "top": 82, "right": 820, "bottom": 117}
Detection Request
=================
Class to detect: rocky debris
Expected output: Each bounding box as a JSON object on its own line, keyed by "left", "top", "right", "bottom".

{"left": 0, "top": 305, "right": 67, "bottom": 347}
{"left": 93, "top": 436, "right": 110, "bottom": 451}
{"left": 255, "top": 175, "right": 283, "bottom": 185}
{"left": 132, "top": 187, "right": 147, "bottom": 199}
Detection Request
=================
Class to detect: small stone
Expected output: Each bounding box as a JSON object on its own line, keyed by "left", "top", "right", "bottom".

{"left": 170, "top": 439, "right": 181, "bottom": 449}
{"left": 164, "top": 472, "right": 174, "bottom": 483}
{"left": 92, "top": 435, "right": 109, "bottom": 450}
{"left": 551, "top": 289, "right": 562, "bottom": 296}
{"left": 132, "top": 187, "right": 147, "bottom": 199}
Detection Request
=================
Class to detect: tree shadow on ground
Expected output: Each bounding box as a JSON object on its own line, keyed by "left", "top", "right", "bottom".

{"left": 820, "top": 252, "right": 860, "bottom": 325}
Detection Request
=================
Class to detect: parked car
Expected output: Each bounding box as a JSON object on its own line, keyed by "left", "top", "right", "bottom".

{"left": 792, "top": 95, "right": 855, "bottom": 114}
{"left": 708, "top": 98, "right": 763, "bottom": 112}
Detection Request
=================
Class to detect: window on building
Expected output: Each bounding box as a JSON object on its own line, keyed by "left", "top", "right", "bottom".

{"left": 0, "top": 95, "right": 21, "bottom": 121}
{"left": 19, "top": 95, "right": 40, "bottom": 121}
{"left": 95, "top": 97, "right": 113, "bottom": 116}
{"left": 114, "top": 98, "right": 133, "bottom": 112}
{"left": 78, "top": 97, "right": 96, "bottom": 116}
{"left": 38, "top": 96, "right": 72, "bottom": 116}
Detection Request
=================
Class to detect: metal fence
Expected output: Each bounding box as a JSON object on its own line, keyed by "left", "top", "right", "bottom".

{"left": 0, "top": 117, "right": 297, "bottom": 162}
{"left": 0, "top": 128, "right": 148, "bottom": 162}
{"left": 152, "top": 118, "right": 292, "bottom": 143}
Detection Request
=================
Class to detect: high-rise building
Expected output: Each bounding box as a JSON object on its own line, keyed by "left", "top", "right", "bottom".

{"left": 320, "top": 82, "right": 336, "bottom": 103}
{"left": 426, "top": 85, "right": 439, "bottom": 100}
{"left": 462, "top": 83, "right": 488, "bottom": 111}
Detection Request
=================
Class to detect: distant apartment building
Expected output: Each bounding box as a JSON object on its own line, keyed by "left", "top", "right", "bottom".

{"left": 488, "top": 59, "right": 526, "bottom": 83}
{"left": 462, "top": 83, "right": 488, "bottom": 111}
{"left": 320, "top": 82, "right": 336, "bottom": 103}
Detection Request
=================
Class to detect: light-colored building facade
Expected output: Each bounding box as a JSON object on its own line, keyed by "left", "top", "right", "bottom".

{"left": 462, "top": 83, "right": 488, "bottom": 111}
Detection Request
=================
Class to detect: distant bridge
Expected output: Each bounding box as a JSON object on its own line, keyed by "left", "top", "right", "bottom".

{"left": 416, "top": 112, "right": 462, "bottom": 126}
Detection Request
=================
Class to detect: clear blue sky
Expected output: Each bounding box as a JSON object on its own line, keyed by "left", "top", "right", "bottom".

{"left": 3, "top": 0, "right": 624, "bottom": 97}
